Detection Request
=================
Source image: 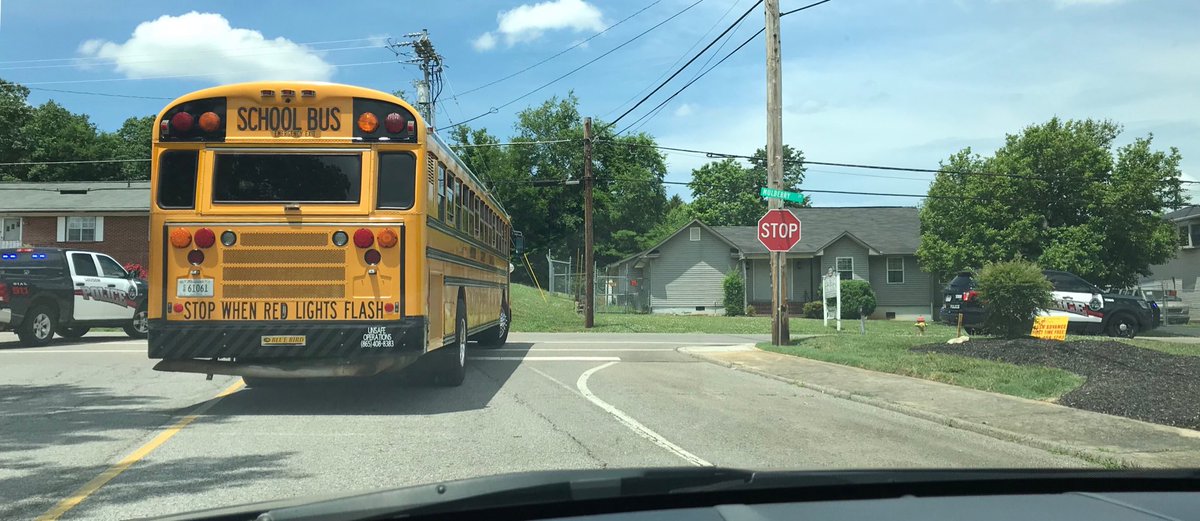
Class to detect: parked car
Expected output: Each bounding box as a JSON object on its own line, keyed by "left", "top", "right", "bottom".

{"left": 939, "top": 269, "right": 1160, "bottom": 338}
{"left": 0, "top": 247, "right": 148, "bottom": 346}
{"left": 1117, "top": 285, "right": 1189, "bottom": 325}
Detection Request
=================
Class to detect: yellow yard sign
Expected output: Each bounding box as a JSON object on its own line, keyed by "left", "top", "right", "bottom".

{"left": 1031, "top": 316, "right": 1069, "bottom": 341}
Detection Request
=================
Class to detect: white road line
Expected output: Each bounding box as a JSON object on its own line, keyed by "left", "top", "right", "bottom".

{"left": 576, "top": 361, "right": 712, "bottom": 467}
{"left": 0, "top": 349, "right": 144, "bottom": 354}
{"left": 519, "top": 340, "right": 742, "bottom": 345}
{"left": 471, "top": 356, "right": 621, "bottom": 361}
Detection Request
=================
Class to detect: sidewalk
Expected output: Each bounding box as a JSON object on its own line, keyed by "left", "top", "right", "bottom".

{"left": 681, "top": 345, "right": 1200, "bottom": 468}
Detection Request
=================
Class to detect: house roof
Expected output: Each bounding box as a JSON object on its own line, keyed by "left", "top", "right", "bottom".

{"left": 606, "top": 219, "right": 739, "bottom": 269}
{"left": 0, "top": 182, "right": 150, "bottom": 213}
{"left": 711, "top": 206, "right": 921, "bottom": 255}
{"left": 1165, "top": 205, "right": 1200, "bottom": 222}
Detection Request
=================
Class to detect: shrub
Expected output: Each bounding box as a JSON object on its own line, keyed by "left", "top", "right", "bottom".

{"left": 977, "top": 260, "right": 1053, "bottom": 338}
{"left": 722, "top": 271, "right": 745, "bottom": 316}
{"left": 744, "top": 305, "right": 756, "bottom": 316}
{"left": 840, "top": 279, "right": 877, "bottom": 319}
{"left": 802, "top": 300, "right": 823, "bottom": 318}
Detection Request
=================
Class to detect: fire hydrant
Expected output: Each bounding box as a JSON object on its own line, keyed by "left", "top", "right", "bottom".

{"left": 915, "top": 316, "right": 927, "bottom": 336}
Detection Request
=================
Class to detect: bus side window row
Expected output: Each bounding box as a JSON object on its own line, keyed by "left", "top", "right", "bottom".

{"left": 430, "top": 155, "right": 510, "bottom": 257}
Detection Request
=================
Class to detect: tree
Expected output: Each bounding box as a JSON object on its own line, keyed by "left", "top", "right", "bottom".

{"left": 839, "top": 279, "right": 877, "bottom": 319}
{"left": 689, "top": 145, "right": 807, "bottom": 226}
{"left": 639, "top": 194, "right": 692, "bottom": 249}
{"left": 918, "top": 118, "right": 1188, "bottom": 288}
{"left": 0, "top": 79, "right": 33, "bottom": 180}
{"left": 107, "top": 115, "right": 154, "bottom": 180}
{"left": 722, "top": 270, "right": 745, "bottom": 316}
{"left": 19, "top": 101, "right": 120, "bottom": 182}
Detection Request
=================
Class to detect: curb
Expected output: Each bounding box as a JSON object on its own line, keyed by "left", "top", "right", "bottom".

{"left": 681, "top": 345, "right": 1136, "bottom": 469}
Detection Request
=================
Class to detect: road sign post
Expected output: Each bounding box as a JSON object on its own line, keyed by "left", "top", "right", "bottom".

{"left": 758, "top": 209, "right": 801, "bottom": 345}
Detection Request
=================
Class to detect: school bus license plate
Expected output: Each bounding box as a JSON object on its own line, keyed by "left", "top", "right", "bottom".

{"left": 261, "top": 335, "right": 306, "bottom": 347}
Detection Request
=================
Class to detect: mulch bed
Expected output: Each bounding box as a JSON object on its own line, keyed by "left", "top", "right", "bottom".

{"left": 912, "top": 338, "right": 1200, "bottom": 429}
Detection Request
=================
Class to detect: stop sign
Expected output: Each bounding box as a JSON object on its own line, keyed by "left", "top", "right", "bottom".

{"left": 758, "top": 209, "right": 801, "bottom": 252}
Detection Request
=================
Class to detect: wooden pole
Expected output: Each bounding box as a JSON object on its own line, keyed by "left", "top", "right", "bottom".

{"left": 583, "top": 117, "right": 595, "bottom": 328}
{"left": 765, "top": 0, "right": 787, "bottom": 345}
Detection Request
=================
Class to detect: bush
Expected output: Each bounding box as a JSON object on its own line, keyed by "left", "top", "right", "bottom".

{"left": 977, "top": 260, "right": 1053, "bottom": 338}
{"left": 723, "top": 271, "right": 745, "bottom": 316}
{"left": 744, "top": 305, "right": 756, "bottom": 316}
{"left": 840, "top": 279, "right": 877, "bottom": 319}
{"left": 802, "top": 300, "right": 823, "bottom": 319}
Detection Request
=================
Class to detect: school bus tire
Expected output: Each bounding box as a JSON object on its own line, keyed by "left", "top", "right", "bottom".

{"left": 477, "top": 299, "right": 510, "bottom": 348}
{"left": 434, "top": 298, "right": 468, "bottom": 387}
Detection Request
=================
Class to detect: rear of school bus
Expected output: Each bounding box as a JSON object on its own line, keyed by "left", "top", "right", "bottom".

{"left": 147, "top": 82, "right": 429, "bottom": 380}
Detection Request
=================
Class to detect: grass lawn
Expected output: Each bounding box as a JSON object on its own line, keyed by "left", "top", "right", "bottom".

{"left": 1108, "top": 338, "right": 1200, "bottom": 357}
{"left": 760, "top": 324, "right": 1084, "bottom": 401}
{"left": 511, "top": 283, "right": 889, "bottom": 334}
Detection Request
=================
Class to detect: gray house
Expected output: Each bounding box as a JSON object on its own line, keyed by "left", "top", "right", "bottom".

{"left": 1145, "top": 205, "right": 1200, "bottom": 292}
{"left": 607, "top": 207, "right": 940, "bottom": 319}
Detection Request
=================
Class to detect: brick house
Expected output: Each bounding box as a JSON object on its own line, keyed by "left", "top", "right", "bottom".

{"left": 0, "top": 181, "right": 150, "bottom": 268}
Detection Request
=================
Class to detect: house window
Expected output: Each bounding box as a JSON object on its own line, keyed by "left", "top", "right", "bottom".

{"left": 886, "top": 257, "right": 904, "bottom": 284}
{"left": 689, "top": 227, "right": 700, "bottom": 241}
{"left": 836, "top": 257, "right": 854, "bottom": 280}
{"left": 1183, "top": 223, "right": 1199, "bottom": 249}
{"left": 65, "top": 217, "right": 100, "bottom": 242}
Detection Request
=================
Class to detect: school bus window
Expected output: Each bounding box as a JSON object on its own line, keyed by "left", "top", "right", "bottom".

{"left": 377, "top": 152, "right": 416, "bottom": 209}
{"left": 456, "top": 179, "right": 465, "bottom": 231}
{"left": 444, "top": 169, "right": 455, "bottom": 226}
{"left": 436, "top": 162, "right": 446, "bottom": 220}
{"left": 157, "top": 150, "right": 199, "bottom": 209}
{"left": 213, "top": 154, "right": 361, "bottom": 203}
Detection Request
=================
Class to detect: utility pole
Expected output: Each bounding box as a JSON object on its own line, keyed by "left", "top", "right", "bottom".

{"left": 765, "top": 0, "right": 789, "bottom": 345}
{"left": 388, "top": 29, "right": 443, "bottom": 129}
{"left": 583, "top": 117, "right": 595, "bottom": 328}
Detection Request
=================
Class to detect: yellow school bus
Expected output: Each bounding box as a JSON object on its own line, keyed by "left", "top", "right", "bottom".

{"left": 147, "top": 81, "right": 515, "bottom": 386}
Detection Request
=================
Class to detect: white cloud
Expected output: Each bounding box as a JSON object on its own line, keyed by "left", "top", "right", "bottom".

{"left": 473, "top": 32, "right": 497, "bottom": 52}
{"left": 77, "top": 12, "right": 334, "bottom": 82}
{"left": 673, "top": 103, "right": 693, "bottom": 117}
{"left": 474, "top": 0, "right": 604, "bottom": 50}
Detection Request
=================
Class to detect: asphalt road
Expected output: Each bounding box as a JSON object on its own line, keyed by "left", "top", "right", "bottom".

{"left": 0, "top": 331, "right": 1092, "bottom": 520}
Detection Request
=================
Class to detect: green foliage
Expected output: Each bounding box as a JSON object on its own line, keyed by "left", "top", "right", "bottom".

{"left": 689, "top": 145, "right": 808, "bottom": 226}
{"left": 450, "top": 94, "right": 670, "bottom": 279}
{"left": 919, "top": 118, "right": 1188, "bottom": 288}
{"left": 638, "top": 195, "right": 692, "bottom": 249}
{"left": 744, "top": 305, "right": 756, "bottom": 316}
{"left": 0, "top": 80, "right": 33, "bottom": 176}
{"left": 109, "top": 115, "right": 155, "bottom": 180}
{"left": 839, "top": 279, "right": 877, "bottom": 319}
{"left": 803, "top": 300, "right": 824, "bottom": 319}
{"left": 722, "top": 271, "right": 745, "bottom": 316}
{"left": 976, "top": 260, "right": 1053, "bottom": 339}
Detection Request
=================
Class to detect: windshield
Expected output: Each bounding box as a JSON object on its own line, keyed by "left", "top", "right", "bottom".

{"left": 4, "top": 2, "right": 1200, "bottom": 520}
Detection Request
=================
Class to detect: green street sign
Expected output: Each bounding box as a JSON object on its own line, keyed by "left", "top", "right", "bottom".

{"left": 760, "top": 187, "right": 805, "bottom": 204}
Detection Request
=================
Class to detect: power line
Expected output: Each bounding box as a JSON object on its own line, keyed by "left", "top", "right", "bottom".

{"left": 0, "top": 84, "right": 172, "bottom": 100}
{"left": 443, "top": 0, "right": 706, "bottom": 131}
{"left": 595, "top": 140, "right": 1200, "bottom": 184}
{"left": 602, "top": 0, "right": 743, "bottom": 120}
{"left": 613, "top": 0, "right": 835, "bottom": 135}
{"left": 603, "top": 0, "right": 763, "bottom": 133}
{"left": 451, "top": 139, "right": 577, "bottom": 148}
{"left": 18, "top": 60, "right": 397, "bottom": 85}
{"left": 0, "top": 37, "right": 390, "bottom": 65}
{"left": 453, "top": 0, "right": 664, "bottom": 99}
{"left": 0, "top": 45, "right": 383, "bottom": 72}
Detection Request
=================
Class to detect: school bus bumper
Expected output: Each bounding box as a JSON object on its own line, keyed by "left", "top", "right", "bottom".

{"left": 147, "top": 317, "right": 426, "bottom": 365}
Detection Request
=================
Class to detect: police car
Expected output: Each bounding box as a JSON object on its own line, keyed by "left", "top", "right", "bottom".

{"left": 940, "top": 269, "right": 1160, "bottom": 338}
{"left": 0, "top": 248, "right": 148, "bottom": 346}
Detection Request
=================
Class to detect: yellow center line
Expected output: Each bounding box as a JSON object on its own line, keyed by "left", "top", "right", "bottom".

{"left": 36, "top": 380, "right": 246, "bottom": 521}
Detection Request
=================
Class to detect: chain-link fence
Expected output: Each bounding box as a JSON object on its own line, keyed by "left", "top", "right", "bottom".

{"left": 594, "top": 275, "right": 649, "bottom": 314}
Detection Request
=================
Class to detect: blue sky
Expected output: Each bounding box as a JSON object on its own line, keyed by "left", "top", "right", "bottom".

{"left": 1, "top": 0, "right": 1197, "bottom": 205}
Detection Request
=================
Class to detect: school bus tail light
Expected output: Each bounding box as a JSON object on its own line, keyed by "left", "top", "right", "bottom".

{"left": 353, "top": 228, "right": 374, "bottom": 248}
{"left": 364, "top": 249, "right": 381, "bottom": 265}
{"left": 220, "top": 230, "right": 237, "bottom": 247}
{"left": 384, "top": 112, "right": 407, "bottom": 134}
{"left": 377, "top": 228, "right": 398, "bottom": 248}
{"left": 170, "top": 229, "right": 192, "bottom": 248}
{"left": 332, "top": 231, "right": 349, "bottom": 247}
{"left": 194, "top": 228, "right": 216, "bottom": 248}
{"left": 170, "top": 112, "right": 194, "bottom": 133}
{"left": 198, "top": 111, "right": 221, "bottom": 132}
{"left": 187, "top": 249, "right": 205, "bottom": 265}
{"left": 357, "top": 112, "right": 379, "bottom": 133}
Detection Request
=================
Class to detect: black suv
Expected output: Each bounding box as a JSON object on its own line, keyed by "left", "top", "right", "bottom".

{"left": 939, "top": 269, "right": 1160, "bottom": 338}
